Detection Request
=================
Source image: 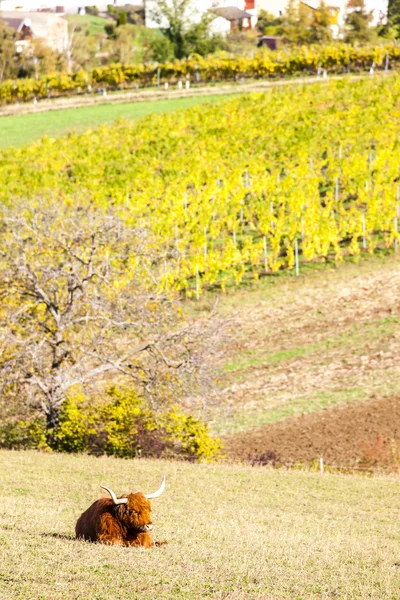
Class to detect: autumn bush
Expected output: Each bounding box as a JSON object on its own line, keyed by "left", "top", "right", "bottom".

{"left": 0, "top": 386, "right": 221, "bottom": 462}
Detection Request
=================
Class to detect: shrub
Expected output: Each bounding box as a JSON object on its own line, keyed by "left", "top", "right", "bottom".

{"left": 0, "top": 386, "right": 222, "bottom": 462}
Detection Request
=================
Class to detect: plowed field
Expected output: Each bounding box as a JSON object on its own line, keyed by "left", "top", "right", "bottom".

{"left": 223, "top": 394, "right": 400, "bottom": 470}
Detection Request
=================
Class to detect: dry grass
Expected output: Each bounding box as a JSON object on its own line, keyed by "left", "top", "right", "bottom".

{"left": 0, "top": 450, "right": 399, "bottom": 599}
{"left": 200, "top": 254, "right": 400, "bottom": 435}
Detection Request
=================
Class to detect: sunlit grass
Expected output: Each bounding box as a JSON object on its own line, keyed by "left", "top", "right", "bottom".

{"left": 0, "top": 450, "right": 399, "bottom": 599}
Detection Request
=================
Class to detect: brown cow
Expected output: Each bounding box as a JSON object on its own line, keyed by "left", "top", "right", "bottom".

{"left": 75, "top": 475, "right": 166, "bottom": 547}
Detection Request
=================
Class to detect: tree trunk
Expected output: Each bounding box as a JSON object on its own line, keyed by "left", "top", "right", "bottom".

{"left": 45, "top": 402, "right": 61, "bottom": 448}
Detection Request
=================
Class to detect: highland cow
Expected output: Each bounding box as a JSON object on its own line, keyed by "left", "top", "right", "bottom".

{"left": 75, "top": 475, "right": 166, "bottom": 547}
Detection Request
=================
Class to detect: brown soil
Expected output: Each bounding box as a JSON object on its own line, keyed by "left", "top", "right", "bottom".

{"left": 223, "top": 395, "right": 400, "bottom": 470}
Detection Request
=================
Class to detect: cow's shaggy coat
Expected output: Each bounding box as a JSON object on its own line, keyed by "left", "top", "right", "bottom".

{"left": 76, "top": 492, "right": 155, "bottom": 547}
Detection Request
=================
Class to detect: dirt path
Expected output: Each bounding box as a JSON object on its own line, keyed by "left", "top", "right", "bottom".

{"left": 0, "top": 73, "right": 373, "bottom": 117}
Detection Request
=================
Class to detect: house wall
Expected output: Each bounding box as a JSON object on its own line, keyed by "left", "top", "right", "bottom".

{"left": 1, "top": 10, "right": 68, "bottom": 51}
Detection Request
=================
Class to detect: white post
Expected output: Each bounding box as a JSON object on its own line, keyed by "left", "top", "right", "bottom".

{"left": 185, "top": 80, "right": 190, "bottom": 90}
{"left": 362, "top": 214, "right": 367, "bottom": 249}
{"left": 178, "top": 80, "right": 182, "bottom": 89}
{"left": 319, "top": 457, "right": 324, "bottom": 474}
{"left": 233, "top": 231, "right": 237, "bottom": 246}
{"left": 195, "top": 265, "right": 199, "bottom": 300}
{"left": 164, "top": 82, "right": 169, "bottom": 90}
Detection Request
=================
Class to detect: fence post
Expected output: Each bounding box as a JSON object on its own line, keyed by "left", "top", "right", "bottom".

{"left": 195, "top": 265, "right": 200, "bottom": 300}
{"left": 319, "top": 457, "right": 324, "bottom": 474}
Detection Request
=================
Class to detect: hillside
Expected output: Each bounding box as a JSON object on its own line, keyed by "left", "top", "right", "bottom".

{"left": 202, "top": 254, "right": 400, "bottom": 470}
{"left": 0, "top": 450, "right": 398, "bottom": 599}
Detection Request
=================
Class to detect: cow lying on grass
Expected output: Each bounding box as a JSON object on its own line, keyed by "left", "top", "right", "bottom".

{"left": 75, "top": 475, "right": 166, "bottom": 547}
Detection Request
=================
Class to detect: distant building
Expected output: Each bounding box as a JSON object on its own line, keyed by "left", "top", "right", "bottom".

{"left": 2, "top": 11, "right": 68, "bottom": 52}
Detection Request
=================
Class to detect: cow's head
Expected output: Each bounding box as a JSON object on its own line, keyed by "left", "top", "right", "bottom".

{"left": 100, "top": 475, "right": 165, "bottom": 533}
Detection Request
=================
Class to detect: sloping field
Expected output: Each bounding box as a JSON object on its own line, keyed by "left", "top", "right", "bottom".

{"left": 0, "top": 450, "right": 399, "bottom": 600}
{"left": 223, "top": 395, "right": 400, "bottom": 469}
{"left": 201, "top": 255, "right": 400, "bottom": 472}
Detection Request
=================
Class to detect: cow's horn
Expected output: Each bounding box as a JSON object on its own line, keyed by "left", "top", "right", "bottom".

{"left": 144, "top": 474, "right": 166, "bottom": 499}
{"left": 100, "top": 485, "right": 128, "bottom": 505}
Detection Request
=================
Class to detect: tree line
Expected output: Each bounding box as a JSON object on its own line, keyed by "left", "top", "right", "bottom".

{"left": 0, "top": 0, "right": 398, "bottom": 81}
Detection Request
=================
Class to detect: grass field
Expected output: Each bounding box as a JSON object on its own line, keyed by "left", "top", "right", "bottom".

{"left": 66, "top": 14, "right": 112, "bottom": 37}
{"left": 0, "top": 95, "right": 225, "bottom": 148}
{"left": 0, "top": 450, "right": 399, "bottom": 600}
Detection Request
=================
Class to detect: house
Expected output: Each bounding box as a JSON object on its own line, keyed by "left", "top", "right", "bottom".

{"left": 1, "top": 11, "right": 68, "bottom": 52}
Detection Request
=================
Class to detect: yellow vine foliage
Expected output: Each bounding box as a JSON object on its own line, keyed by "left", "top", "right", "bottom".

{"left": 2, "top": 74, "right": 400, "bottom": 295}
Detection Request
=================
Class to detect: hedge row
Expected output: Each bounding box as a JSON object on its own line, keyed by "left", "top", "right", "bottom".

{"left": 0, "top": 45, "right": 398, "bottom": 105}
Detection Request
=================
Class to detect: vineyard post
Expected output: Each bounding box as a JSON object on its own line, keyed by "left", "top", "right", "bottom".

{"left": 157, "top": 68, "right": 160, "bottom": 87}
{"left": 319, "top": 457, "right": 324, "bottom": 474}
{"left": 263, "top": 236, "right": 268, "bottom": 272}
{"left": 196, "top": 264, "right": 200, "bottom": 300}
{"left": 164, "top": 82, "right": 169, "bottom": 90}
{"left": 385, "top": 52, "right": 389, "bottom": 72}
{"left": 294, "top": 240, "right": 299, "bottom": 276}
{"left": 362, "top": 214, "right": 367, "bottom": 249}
{"left": 395, "top": 214, "right": 398, "bottom": 252}
{"left": 335, "top": 177, "right": 339, "bottom": 201}
{"left": 233, "top": 231, "right": 237, "bottom": 246}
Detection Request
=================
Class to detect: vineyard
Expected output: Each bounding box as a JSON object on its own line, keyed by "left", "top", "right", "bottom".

{"left": 2, "top": 73, "right": 400, "bottom": 297}
{"left": 0, "top": 44, "right": 397, "bottom": 105}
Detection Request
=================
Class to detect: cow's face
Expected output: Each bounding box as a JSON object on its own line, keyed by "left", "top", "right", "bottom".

{"left": 116, "top": 492, "right": 153, "bottom": 533}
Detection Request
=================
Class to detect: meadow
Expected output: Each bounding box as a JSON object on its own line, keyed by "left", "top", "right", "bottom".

{"left": 0, "top": 450, "right": 399, "bottom": 600}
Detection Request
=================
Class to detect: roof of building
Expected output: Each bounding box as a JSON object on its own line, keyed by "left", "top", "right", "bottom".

{"left": 2, "top": 16, "right": 27, "bottom": 31}
{"left": 212, "top": 6, "right": 252, "bottom": 20}
{"left": 1, "top": 10, "right": 66, "bottom": 38}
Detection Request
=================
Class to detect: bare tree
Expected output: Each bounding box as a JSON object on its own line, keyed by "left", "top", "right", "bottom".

{"left": 0, "top": 203, "right": 219, "bottom": 443}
